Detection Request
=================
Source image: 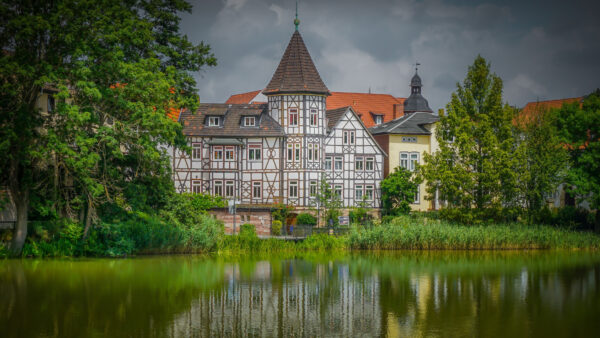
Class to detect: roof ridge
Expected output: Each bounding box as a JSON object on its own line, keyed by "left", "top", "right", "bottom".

{"left": 389, "top": 112, "right": 416, "bottom": 132}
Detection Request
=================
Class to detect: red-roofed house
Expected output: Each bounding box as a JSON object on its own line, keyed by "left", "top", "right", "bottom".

{"left": 517, "top": 97, "right": 584, "bottom": 126}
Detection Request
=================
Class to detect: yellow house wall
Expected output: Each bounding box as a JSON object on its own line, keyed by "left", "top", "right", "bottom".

{"left": 387, "top": 123, "right": 438, "bottom": 211}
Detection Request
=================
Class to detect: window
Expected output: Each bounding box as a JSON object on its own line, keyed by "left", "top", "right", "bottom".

{"left": 192, "top": 143, "right": 202, "bottom": 160}
{"left": 365, "top": 185, "right": 374, "bottom": 200}
{"left": 365, "top": 157, "right": 374, "bottom": 171}
{"left": 289, "top": 108, "right": 298, "bottom": 126}
{"left": 410, "top": 153, "right": 419, "bottom": 171}
{"left": 248, "top": 145, "right": 261, "bottom": 161}
{"left": 343, "top": 131, "right": 355, "bottom": 144}
{"left": 225, "top": 181, "right": 234, "bottom": 198}
{"left": 310, "top": 109, "right": 318, "bottom": 126}
{"left": 355, "top": 185, "right": 363, "bottom": 200}
{"left": 355, "top": 157, "right": 364, "bottom": 171}
{"left": 413, "top": 185, "right": 420, "bottom": 204}
{"left": 208, "top": 116, "right": 220, "bottom": 126}
{"left": 244, "top": 116, "right": 256, "bottom": 126}
{"left": 402, "top": 136, "right": 417, "bottom": 143}
{"left": 307, "top": 143, "right": 319, "bottom": 162}
{"left": 325, "top": 156, "right": 332, "bottom": 170}
{"left": 47, "top": 95, "right": 55, "bottom": 113}
{"left": 288, "top": 143, "right": 300, "bottom": 162}
{"left": 334, "top": 185, "right": 342, "bottom": 199}
{"left": 374, "top": 115, "right": 383, "bottom": 125}
{"left": 252, "top": 181, "right": 262, "bottom": 199}
{"left": 224, "top": 146, "right": 235, "bottom": 161}
{"left": 192, "top": 180, "right": 202, "bottom": 194}
{"left": 334, "top": 157, "right": 343, "bottom": 170}
{"left": 212, "top": 146, "right": 223, "bottom": 160}
{"left": 289, "top": 181, "right": 298, "bottom": 198}
{"left": 400, "top": 152, "right": 409, "bottom": 169}
{"left": 310, "top": 181, "right": 318, "bottom": 197}
{"left": 214, "top": 181, "right": 223, "bottom": 196}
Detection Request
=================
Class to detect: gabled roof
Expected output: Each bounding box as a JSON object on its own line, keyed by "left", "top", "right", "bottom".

{"left": 225, "top": 90, "right": 406, "bottom": 128}
{"left": 326, "top": 106, "right": 387, "bottom": 157}
{"left": 262, "top": 31, "right": 329, "bottom": 95}
{"left": 327, "top": 92, "right": 405, "bottom": 128}
{"left": 179, "top": 103, "right": 285, "bottom": 137}
{"left": 225, "top": 90, "right": 262, "bottom": 104}
{"left": 369, "top": 112, "right": 439, "bottom": 135}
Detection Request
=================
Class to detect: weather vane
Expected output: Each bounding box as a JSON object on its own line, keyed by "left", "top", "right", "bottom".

{"left": 415, "top": 61, "right": 421, "bottom": 73}
{"left": 294, "top": 0, "right": 300, "bottom": 31}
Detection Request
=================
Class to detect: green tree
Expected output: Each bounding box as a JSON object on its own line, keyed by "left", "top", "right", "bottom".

{"left": 553, "top": 90, "right": 600, "bottom": 224}
{"left": 420, "top": 55, "right": 517, "bottom": 212}
{"left": 316, "top": 177, "right": 342, "bottom": 227}
{"left": 0, "top": 0, "right": 216, "bottom": 254}
{"left": 381, "top": 167, "right": 420, "bottom": 215}
{"left": 514, "top": 106, "right": 568, "bottom": 219}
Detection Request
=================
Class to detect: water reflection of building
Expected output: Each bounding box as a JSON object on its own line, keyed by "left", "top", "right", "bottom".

{"left": 169, "top": 260, "right": 381, "bottom": 337}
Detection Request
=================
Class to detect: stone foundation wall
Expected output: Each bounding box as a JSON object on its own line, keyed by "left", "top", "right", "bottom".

{"left": 209, "top": 209, "right": 272, "bottom": 236}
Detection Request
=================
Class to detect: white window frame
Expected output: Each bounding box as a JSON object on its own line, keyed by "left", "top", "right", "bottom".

{"left": 355, "top": 156, "right": 364, "bottom": 171}
{"left": 413, "top": 185, "right": 420, "bottom": 204}
{"left": 192, "top": 143, "right": 202, "bottom": 160}
{"left": 225, "top": 180, "right": 234, "bottom": 198}
{"left": 212, "top": 146, "right": 223, "bottom": 161}
{"left": 208, "top": 116, "right": 220, "bottom": 126}
{"left": 248, "top": 145, "right": 262, "bottom": 161}
{"left": 289, "top": 108, "right": 298, "bottom": 126}
{"left": 289, "top": 181, "right": 298, "bottom": 198}
{"left": 365, "top": 157, "right": 374, "bottom": 171}
{"left": 213, "top": 180, "right": 223, "bottom": 196}
{"left": 355, "top": 184, "right": 363, "bottom": 200}
{"left": 324, "top": 156, "right": 332, "bottom": 170}
{"left": 252, "top": 181, "right": 262, "bottom": 199}
{"left": 343, "top": 130, "right": 355, "bottom": 145}
{"left": 334, "top": 185, "right": 343, "bottom": 199}
{"left": 410, "top": 153, "right": 419, "bottom": 171}
{"left": 244, "top": 116, "right": 256, "bottom": 127}
{"left": 191, "top": 180, "right": 202, "bottom": 194}
{"left": 334, "top": 157, "right": 343, "bottom": 171}
{"left": 310, "top": 180, "right": 318, "bottom": 197}
{"left": 310, "top": 109, "right": 318, "bottom": 126}
{"left": 400, "top": 152, "right": 409, "bottom": 170}
{"left": 224, "top": 146, "right": 235, "bottom": 161}
{"left": 365, "top": 185, "right": 374, "bottom": 201}
{"left": 374, "top": 115, "right": 383, "bottom": 125}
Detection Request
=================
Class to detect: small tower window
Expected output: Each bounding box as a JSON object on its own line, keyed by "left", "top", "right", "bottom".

{"left": 289, "top": 108, "right": 298, "bottom": 126}
{"left": 47, "top": 95, "right": 55, "bottom": 113}
{"left": 310, "top": 109, "right": 318, "bottom": 126}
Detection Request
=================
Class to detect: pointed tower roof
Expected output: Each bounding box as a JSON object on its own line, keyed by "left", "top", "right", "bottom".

{"left": 263, "top": 30, "right": 330, "bottom": 96}
{"left": 404, "top": 68, "right": 433, "bottom": 114}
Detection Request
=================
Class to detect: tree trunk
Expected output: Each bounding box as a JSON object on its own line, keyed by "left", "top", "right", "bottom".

{"left": 83, "top": 197, "right": 93, "bottom": 238}
{"left": 10, "top": 189, "right": 29, "bottom": 256}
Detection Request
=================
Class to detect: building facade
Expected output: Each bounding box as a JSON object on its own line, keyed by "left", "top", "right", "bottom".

{"left": 171, "top": 28, "right": 385, "bottom": 230}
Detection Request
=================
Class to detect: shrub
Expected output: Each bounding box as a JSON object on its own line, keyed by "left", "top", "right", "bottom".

{"left": 272, "top": 220, "right": 282, "bottom": 236}
{"left": 297, "top": 213, "right": 317, "bottom": 226}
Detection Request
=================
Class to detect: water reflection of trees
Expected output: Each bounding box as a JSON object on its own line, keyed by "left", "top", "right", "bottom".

{"left": 1, "top": 252, "right": 599, "bottom": 337}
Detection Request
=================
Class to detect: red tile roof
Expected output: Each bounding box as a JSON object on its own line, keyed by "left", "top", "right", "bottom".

{"left": 224, "top": 90, "right": 406, "bottom": 128}
{"left": 225, "top": 90, "right": 262, "bottom": 104}
{"left": 517, "top": 97, "right": 583, "bottom": 126}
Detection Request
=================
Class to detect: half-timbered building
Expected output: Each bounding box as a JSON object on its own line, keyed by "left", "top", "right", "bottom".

{"left": 171, "top": 24, "right": 385, "bottom": 230}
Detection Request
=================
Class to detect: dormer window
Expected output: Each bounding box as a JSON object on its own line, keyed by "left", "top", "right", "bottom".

{"left": 207, "top": 116, "right": 220, "bottom": 126}
{"left": 374, "top": 115, "right": 383, "bottom": 125}
{"left": 244, "top": 116, "right": 256, "bottom": 127}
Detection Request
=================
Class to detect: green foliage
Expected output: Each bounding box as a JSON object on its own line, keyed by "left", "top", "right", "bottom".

{"left": 271, "top": 204, "right": 294, "bottom": 224}
{"left": 296, "top": 213, "right": 317, "bottom": 226}
{"left": 271, "top": 220, "right": 282, "bottom": 236}
{"left": 0, "top": 0, "right": 216, "bottom": 254}
{"left": 315, "top": 177, "right": 342, "bottom": 226}
{"left": 421, "top": 55, "right": 518, "bottom": 211}
{"left": 552, "top": 90, "right": 600, "bottom": 212}
{"left": 381, "top": 167, "right": 420, "bottom": 215}
{"left": 348, "top": 215, "right": 600, "bottom": 250}
{"left": 533, "top": 206, "right": 595, "bottom": 230}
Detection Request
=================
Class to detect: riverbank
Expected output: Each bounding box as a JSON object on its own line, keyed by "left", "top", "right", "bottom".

{"left": 4, "top": 215, "right": 600, "bottom": 257}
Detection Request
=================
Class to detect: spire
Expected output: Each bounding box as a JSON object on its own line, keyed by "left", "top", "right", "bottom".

{"left": 294, "top": 1, "right": 300, "bottom": 31}
{"left": 404, "top": 65, "right": 433, "bottom": 114}
{"left": 262, "top": 29, "right": 329, "bottom": 96}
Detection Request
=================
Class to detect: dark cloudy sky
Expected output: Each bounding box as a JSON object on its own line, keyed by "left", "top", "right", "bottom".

{"left": 179, "top": 0, "right": 600, "bottom": 110}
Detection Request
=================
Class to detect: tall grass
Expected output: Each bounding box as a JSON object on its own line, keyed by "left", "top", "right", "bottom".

{"left": 348, "top": 215, "right": 600, "bottom": 250}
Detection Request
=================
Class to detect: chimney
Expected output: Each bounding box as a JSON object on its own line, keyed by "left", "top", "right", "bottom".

{"left": 393, "top": 104, "right": 397, "bottom": 119}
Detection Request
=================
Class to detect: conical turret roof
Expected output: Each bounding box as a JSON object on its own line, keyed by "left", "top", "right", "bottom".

{"left": 263, "top": 31, "right": 329, "bottom": 95}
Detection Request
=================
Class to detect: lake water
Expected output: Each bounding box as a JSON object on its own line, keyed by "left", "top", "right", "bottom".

{"left": 1, "top": 251, "right": 600, "bottom": 337}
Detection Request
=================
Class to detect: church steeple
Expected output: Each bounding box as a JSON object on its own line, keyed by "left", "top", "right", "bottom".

{"left": 294, "top": 0, "right": 300, "bottom": 31}
{"left": 404, "top": 65, "right": 433, "bottom": 114}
